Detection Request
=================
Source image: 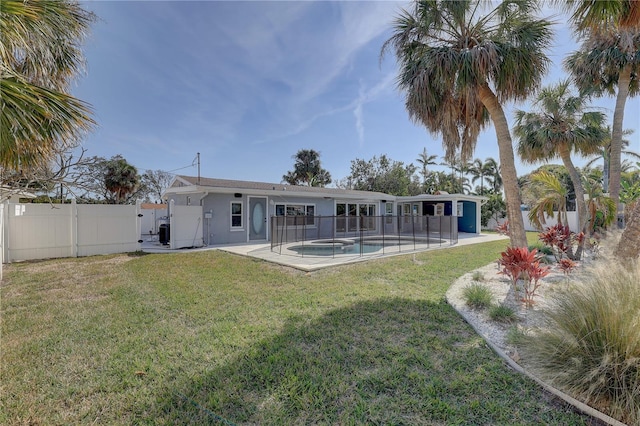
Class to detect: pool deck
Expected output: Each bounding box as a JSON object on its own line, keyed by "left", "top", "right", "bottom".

{"left": 141, "top": 233, "right": 509, "bottom": 272}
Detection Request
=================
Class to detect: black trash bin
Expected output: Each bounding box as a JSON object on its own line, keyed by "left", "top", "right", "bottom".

{"left": 159, "top": 223, "right": 170, "bottom": 245}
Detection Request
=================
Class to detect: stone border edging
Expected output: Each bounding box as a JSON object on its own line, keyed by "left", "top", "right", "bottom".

{"left": 446, "top": 295, "right": 627, "bottom": 426}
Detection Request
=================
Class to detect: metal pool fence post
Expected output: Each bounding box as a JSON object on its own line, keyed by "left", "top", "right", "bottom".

{"left": 381, "top": 215, "right": 385, "bottom": 254}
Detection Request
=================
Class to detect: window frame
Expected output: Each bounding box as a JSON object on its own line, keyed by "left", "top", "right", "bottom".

{"left": 274, "top": 203, "right": 317, "bottom": 227}
{"left": 230, "top": 201, "right": 244, "bottom": 231}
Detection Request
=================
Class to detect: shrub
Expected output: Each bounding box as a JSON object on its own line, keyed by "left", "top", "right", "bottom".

{"left": 538, "top": 224, "right": 584, "bottom": 261}
{"left": 462, "top": 283, "right": 493, "bottom": 309}
{"left": 528, "top": 242, "right": 553, "bottom": 256}
{"left": 495, "top": 220, "right": 509, "bottom": 235}
{"left": 557, "top": 258, "right": 577, "bottom": 275}
{"left": 519, "top": 260, "right": 640, "bottom": 425}
{"left": 471, "top": 270, "right": 485, "bottom": 282}
{"left": 497, "top": 246, "right": 550, "bottom": 305}
{"left": 489, "top": 304, "right": 517, "bottom": 323}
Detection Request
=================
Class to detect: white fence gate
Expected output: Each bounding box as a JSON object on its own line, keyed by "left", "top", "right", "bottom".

{"left": 1, "top": 201, "right": 141, "bottom": 263}
{"left": 168, "top": 201, "right": 203, "bottom": 249}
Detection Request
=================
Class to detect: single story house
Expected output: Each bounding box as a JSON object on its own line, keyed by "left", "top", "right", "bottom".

{"left": 162, "top": 175, "right": 487, "bottom": 247}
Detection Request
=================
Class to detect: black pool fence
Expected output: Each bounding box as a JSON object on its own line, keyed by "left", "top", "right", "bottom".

{"left": 270, "top": 215, "right": 458, "bottom": 258}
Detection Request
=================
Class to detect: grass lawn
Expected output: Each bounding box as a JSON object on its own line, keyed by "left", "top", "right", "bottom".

{"left": 1, "top": 236, "right": 597, "bottom": 425}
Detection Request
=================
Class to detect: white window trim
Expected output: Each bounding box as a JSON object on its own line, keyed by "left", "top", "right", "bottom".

{"left": 230, "top": 201, "right": 244, "bottom": 231}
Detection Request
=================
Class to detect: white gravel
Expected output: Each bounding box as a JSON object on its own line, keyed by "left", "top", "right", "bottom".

{"left": 445, "top": 261, "right": 570, "bottom": 362}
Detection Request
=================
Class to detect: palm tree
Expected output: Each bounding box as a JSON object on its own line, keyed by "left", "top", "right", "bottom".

{"left": 514, "top": 80, "right": 608, "bottom": 236}
{"left": 561, "top": 0, "right": 640, "bottom": 213}
{"left": 469, "top": 157, "right": 498, "bottom": 195}
{"left": 582, "top": 174, "right": 617, "bottom": 232}
{"left": 381, "top": 0, "right": 553, "bottom": 248}
{"left": 416, "top": 147, "right": 438, "bottom": 192}
{"left": 104, "top": 157, "right": 139, "bottom": 204}
{"left": 282, "top": 149, "right": 331, "bottom": 187}
{"left": 528, "top": 171, "right": 569, "bottom": 229}
{"left": 483, "top": 157, "right": 502, "bottom": 193}
{"left": 0, "top": 0, "right": 96, "bottom": 170}
{"left": 584, "top": 127, "right": 639, "bottom": 191}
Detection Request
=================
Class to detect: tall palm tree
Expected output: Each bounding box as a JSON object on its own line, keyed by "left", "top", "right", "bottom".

{"left": 469, "top": 157, "right": 498, "bottom": 195}
{"left": 561, "top": 0, "right": 640, "bottom": 213}
{"left": 381, "top": 0, "right": 553, "bottom": 248}
{"left": 514, "top": 80, "right": 608, "bottom": 236}
{"left": 416, "top": 147, "right": 438, "bottom": 189}
{"left": 483, "top": 157, "right": 502, "bottom": 193}
{"left": 469, "top": 158, "right": 486, "bottom": 194}
{"left": 0, "top": 0, "right": 96, "bottom": 170}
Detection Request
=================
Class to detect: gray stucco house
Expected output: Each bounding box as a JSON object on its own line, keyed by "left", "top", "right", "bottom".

{"left": 163, "top": 175, "right": 487, "bottom": 247}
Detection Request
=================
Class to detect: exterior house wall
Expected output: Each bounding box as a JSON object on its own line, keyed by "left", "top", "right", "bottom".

{"left": 199, "top": 193, "right": 338, "bottom": 245}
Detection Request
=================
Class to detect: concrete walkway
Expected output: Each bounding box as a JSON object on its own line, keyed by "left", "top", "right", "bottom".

{"left": 142, "top": 232, "right": 509, "bottom": 272}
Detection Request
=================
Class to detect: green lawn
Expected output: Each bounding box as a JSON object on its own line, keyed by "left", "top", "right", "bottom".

{"left": 1, "top": 237, "right": 595, "bottom": 425}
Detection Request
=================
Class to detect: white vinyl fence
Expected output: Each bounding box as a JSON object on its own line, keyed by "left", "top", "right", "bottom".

{"left": 1, "top": 201, "right": 142, "bottom": 263}
{"left": 168, "top": 200, "right": 203, "bottom": 249}
{"left": 485, "top": 211, "right": 579, "bottom": 233}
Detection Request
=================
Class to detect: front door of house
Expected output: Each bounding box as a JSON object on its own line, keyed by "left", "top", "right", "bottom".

{"left": 248, "top": 197, "right": 267, "bottom": 241}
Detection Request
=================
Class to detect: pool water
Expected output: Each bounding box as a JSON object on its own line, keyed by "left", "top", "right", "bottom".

{"left": 288, "top": 242, "right": 389, "bottom": 256}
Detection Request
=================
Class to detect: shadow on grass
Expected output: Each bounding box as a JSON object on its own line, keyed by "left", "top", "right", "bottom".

{"left": 156, "top": 298, "right": 594, "bottom": 425}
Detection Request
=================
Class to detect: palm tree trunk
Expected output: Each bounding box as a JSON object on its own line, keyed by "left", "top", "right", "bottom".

{"left": 478, "top": 85, "right": 527, "bottom": 248}
{"left": 609, "top": 64, "right": 632, "bottom": 217}
{"left": 617, "top": 200, "right": 640, "bottom": 260}
{"left": 558, "top": 144, "right": 586, "bottom": 259}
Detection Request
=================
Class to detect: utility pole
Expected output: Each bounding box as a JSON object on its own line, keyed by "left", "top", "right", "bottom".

{"left": 197, "top": 152, "right": 201, "bottom": 185}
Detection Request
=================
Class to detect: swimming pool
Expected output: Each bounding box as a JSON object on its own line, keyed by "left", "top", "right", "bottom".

{"left": 286, "top": 237, "right": 444, "bottom": 257}
{"left": 288, "top": 241, "right": 384, "bottom": 256}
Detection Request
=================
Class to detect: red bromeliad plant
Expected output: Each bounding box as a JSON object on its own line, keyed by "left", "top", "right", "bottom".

{"left": 498, "top": 246, "right": 551, "bottom": 305}
{"left": 538, "top": 224, "right": 584, "bottom": 261}
{"left": 495, "top": 221, "right": 509, "bottom": 236}
{"left": 558, "top": 258, "right": 578, "bottom": 276}
{"left": 522, "top": 261, "right": 551, "bottom": 306}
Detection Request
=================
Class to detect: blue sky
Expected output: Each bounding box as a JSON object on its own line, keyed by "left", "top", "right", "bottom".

{"left": 74, "top": 0, "right": 640, "bottom": 185}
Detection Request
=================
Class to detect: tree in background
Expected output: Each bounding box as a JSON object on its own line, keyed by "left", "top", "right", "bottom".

{"left": 562, "top": 0, "right": 640, "bottom": 212}
{"left": 527, "top": 171, "right": 569, "bottom": 230}
{"left": 0, "top": 145, "right": 109, "bottom": 203}
{"left": 282, "top": 149, "right": 331, "bottom": 187}
{"left": 416, "top": 148, "right": 438, "bottom": 193}
{"left": 519, "top": 165, "right": 576, "bottom": 212}
{"left": 345, "top": 155, "right": 420, "bottom": 196}
{"left": 469, "top": 157, "right": 500, "bottom": 195}
{"left": 481, "top": 192, "right": 507, "bottom": 229}
{"left": 514, "top": 80, "right": 608, "bottom": 236}
{"left": 0, "top": 0, "right": 95, "bottom": 170}
{"left": 584, "top": 127, "right": 639, "bottom": 191}
{"left": 103, "top": 156, "right": 139, "bottom": 204}
{"left": 139, "top": 170, "right": 174, "bottom": 203}
{"left": 483, "top": 157, "right": 502, "bottom": 193}
{"left": 382, "top": 0, "right": 553, "bottom": 248}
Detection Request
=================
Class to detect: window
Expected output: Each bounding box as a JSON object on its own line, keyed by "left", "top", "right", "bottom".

{"left": 385, "top": 202, "right": 393, "bottom": 215}
{"left": 385, "top": 202, "right": 394, "bottom": 224}
{"left": 275, "top": 203, "right": 316, "bottom": 226}
{"left": 335, "top": 202, "right": 377, "bottom": 232}
{"left": 231, "top": 202, "right": 243, "bottom": 229}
